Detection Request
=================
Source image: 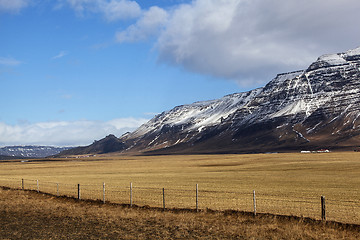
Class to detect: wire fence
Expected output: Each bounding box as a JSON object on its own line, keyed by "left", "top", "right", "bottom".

{"left": 0, "top": 177, "right": 359, "bottom": 225}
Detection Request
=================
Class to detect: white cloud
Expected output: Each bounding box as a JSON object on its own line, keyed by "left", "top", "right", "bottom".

{"left": 151, "top": 0, "right": 360, "bottom": 86}
{"left": 116, "top": 6, "right": 168, "bottom": 43}
{"left": 3, "top": 0, "right": 359, "bottom": 88}
{"left": 0, "top": 118, "right": 148, "bottom": 147}
{"left": 0, "top": 0, "right": 29, "bottom": 13}
{"left": 100, "top": 0, "right": 142, "bottom": 21}
{"left": 52, "top": 50, "right": 69, "bottom": 60}
{"left": 0, "top": 57, "right": 22, "bottom": 66}
{"left": 64, "top": 0, "right": 141, "bottom": 21}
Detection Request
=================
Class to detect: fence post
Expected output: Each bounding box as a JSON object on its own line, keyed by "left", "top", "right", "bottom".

{"left": 77, "top": 184, "right": 81, "bottom": 200}
{"left": 57, "top": 183, "right": 59, "bottom": 196}
{"left": 130, "top": 182, "right": 133, "bottom": 207}
{"left": 21, "top": 179, "right": 24, "bottom": 190}
{"left": 37, "top": 180, "right": 39, "bottom": 193}
{"left": 321, "top": 196, "right": 326, "bottom": 221}
{"left": 196, "top": 184, "right": 199, "bottom": 212}
{"left": 103, "top": 182, "right": 106, "bottom": 204}
{"left": 162, "top": 188, "right": 165, "bottom": 211}
{"left": 253, "top": 190, "right": 256, "bottom": 216}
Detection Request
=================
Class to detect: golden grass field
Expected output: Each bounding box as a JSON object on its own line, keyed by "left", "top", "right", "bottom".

{"left": 0, "top": 152, "right": 359, "bottom": 225}
{"left": 2, "top": 187, "right": 360, "bottom": 239}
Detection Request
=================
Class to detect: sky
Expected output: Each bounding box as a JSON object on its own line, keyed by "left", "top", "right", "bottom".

{"left": 1, "top": 0, "right": 360, "bottom": 147}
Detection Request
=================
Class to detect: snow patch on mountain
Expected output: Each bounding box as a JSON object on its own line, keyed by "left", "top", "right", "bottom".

{"left": 271, "top": 99, "right": 308, "bottom": 118}
{"left": 129, "top": 87, "right": 263, "bottom": 138}
{"left": 318, "top": 54, "right": 347, "bottom": 66}
{"left": 345, "top": 46, "right": 360, "bottom": 57}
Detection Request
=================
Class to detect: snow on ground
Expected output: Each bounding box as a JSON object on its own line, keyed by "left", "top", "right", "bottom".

{"left": 129, "top": 88, "right": 263, "bottom": 137}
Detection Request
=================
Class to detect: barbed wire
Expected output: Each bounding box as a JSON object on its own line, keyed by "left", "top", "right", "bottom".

{"left": 0, "top": 177, "right": 359, "bottom": 224}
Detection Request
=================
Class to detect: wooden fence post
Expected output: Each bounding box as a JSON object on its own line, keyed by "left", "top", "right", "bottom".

{"left": 253, "top": 190, "right": 256, "bottom": 216}
{"left": 130, "top": 182, "right": 133, "bottom": 207}
{"left": 196, "top": 184, "right": 199, "bottom": 212}
{"left": 37, "top": 180, "right": 39, "bottom": 193}
{"left": 77, "top": 184, "right": 81, "bottom": 200}
{"left": 163, "top": 188, "right": 165, "bottom": 211}
{"left": 21, "top": 179, "right": 24, "bottom": 190}
{"left": 103, "top": 182, "right": 106, "bottom": 204}
{"left": 321, "top": 196, "right": 326, "bottom": 221}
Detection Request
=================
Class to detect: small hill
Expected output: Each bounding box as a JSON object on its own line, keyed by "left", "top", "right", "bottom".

{"left": 0, "top": 146, "right": 73, "bottom": 158}
{"left": 0, "top": 155, "right": 26, "bottom": 161}
{"left": 57, "top": 134, "right": 126, "bottom": 156}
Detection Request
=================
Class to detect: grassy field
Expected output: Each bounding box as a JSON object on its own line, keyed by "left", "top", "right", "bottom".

{"left": 0, "top": 152, "right": 359, "bottom": 225}
{"left": 1, "top": 187, "right": 360, "bottom": 240}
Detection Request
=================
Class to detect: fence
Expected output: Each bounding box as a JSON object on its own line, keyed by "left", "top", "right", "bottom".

{"left": 0, "top": 177, "right": 359, "bottom": 225}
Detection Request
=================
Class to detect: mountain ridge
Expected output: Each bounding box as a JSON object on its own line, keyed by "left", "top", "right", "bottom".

{"left": 59, "top": 47, "right": 360, "bottom": 156}
{"left": 0, "top": 146, "right": 73, "bottom": 158}
{"left": 58, "top": 134, "right": 126, "bottom": 156}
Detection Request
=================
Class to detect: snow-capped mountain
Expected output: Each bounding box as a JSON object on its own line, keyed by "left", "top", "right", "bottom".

{"left": 61, "top": 47, "right": 360, "bottom": 155}
{"left": 115, "top": 47, "right": 360, "bottom": 154}
{"left": 0, "top": 146, "right": 73, "bottom": 158}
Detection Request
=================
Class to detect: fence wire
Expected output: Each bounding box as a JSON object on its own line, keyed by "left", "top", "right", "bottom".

{"left": 0, "top": 178, "right": 359, "bottom": 225}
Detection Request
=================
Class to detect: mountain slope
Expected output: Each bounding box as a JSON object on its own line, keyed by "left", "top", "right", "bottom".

{"left": 0, "top": 155, "right": 28, "bottom": 161}
{"left": 0, "top": 146, "right": 73, "bottom": 158}
{"left": 60, "top": 47, "right": 360, "bottom": 155}
{"left": 58, "top": 134, "right": 126, "bottom": 156}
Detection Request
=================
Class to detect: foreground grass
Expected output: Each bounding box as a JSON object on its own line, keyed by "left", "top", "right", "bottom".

{"left": 0, "top": 187, "right": 359, "bottom": 240}
{"left": 0, "top": 152, "right": 359, "bottom": 224}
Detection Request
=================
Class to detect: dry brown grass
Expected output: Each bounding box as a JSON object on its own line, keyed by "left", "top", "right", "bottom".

{"left": 0, "top": 187, "right": 359, "bottom": 239}
{"left": 0, "top": 152, "right": 359, "bottom": 224}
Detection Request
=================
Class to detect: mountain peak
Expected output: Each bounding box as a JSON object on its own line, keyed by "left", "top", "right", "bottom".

{"left": 104, "top": 134, "right": 117, "bottom": 140}
{"left": 317, "top": 53, "right": 347, "bottom": 66}
{"left": 309, "top": 46, "right": 360, "bottom": 71}
{"left": 58, "top": 134, "right": 125, "bottom": 156}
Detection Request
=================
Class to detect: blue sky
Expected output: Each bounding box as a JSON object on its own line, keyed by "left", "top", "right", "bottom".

{"left": 1, "top": 0, "right": 360, "bottom": 146}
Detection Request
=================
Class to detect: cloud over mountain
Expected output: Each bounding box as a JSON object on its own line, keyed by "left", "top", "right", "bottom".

{"left": 154, "top": 0, "right": 360, "bottom": 86}
{"left": 4, "top": 0, "right": 360, "bottom": 87}
{"left": 59, "top": 0, "right": 360, "bottom": 86}
{"left": 116, "top": 6, "right": 168, "bottom": 43}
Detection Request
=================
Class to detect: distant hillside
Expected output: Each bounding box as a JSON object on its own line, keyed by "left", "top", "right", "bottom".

{"left": 57, "top": 134, "right": 126, "bottom": 156}
{"left": 0, "top": 146, "right": 73, "bottom": 158}
{"left": 0, "top": 155, "right": 26, "bottom": 161}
